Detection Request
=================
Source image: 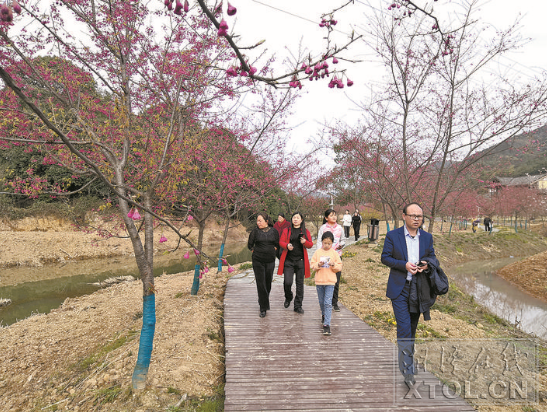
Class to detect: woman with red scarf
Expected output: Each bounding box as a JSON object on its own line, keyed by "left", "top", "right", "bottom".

{"left": 278, "top": 212, "right": 313, "bottom": 314}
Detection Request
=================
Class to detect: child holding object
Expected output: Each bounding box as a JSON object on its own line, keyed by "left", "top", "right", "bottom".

{"left": 310, "top": 231, "right": 343, "bottom": 336}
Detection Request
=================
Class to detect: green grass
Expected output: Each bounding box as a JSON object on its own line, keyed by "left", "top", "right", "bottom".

{"left": 238, "top": 262, "right": 252, "bottom": 270}
{"left": 180, "top": 384, "right": 225, "bottom": 411}
{"left": 94, "top": 385, "right": 122, "bottom": 405}
{"left": 175, "top": 292, "right": 183, "bottom": 298}
{"left": 72, "top": 330, "right": 138, "bottom": 372}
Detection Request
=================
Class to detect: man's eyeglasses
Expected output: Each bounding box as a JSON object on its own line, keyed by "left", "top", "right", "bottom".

{"left": 405, "top": 214, "right": 423, "bottom": 220}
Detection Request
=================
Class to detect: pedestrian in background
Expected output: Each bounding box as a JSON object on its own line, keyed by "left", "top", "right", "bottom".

{"left": 248, "top": 213, "right": 279, "bottom": 318}
{"left": 352, "top": 210, "right": 362, "bottom": 241}
{"left": 273, "top": 213, "right": 290, "bottom": 258}
{"left": 342, "top": 209, "right": 352, "bottom": 239}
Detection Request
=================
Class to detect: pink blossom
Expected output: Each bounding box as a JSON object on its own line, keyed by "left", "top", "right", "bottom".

{"left": 159, "top": 235, "right": 168, "bottom": 243}
{"left": 330, "top": 19, "right": 337, "bottom": 25}
{"left": 240, "top": 70, "right": 248, "bottom": 77}
{"left": 222, "top": 258, "right": 228, "bottom": 265}
{"left": 127, "top": 209, "right": 134, "bottom": 219}
{"left": 226, "top": 66, "right": 238, "bottom": 77}
{"left": 227, "top": 2, "right": 237, "bottom": 16}
{"left": 184, "top": 251, "right": 190, "bottom": 259}
{"left": 132, "top": 209, "right": 141, "bottom": 220}
{"left": 347, "top": 79, "right": 354, "bottom": 87}
{"left": 194, "top": 248, "right": 200, "bottom": 255}
{"left": 184, "top": 0, "right": 189, "bottom": 12}
{"left": 332, "top": 57, "right": 339, "bottom": 64}
{"left": 228, "top": 266, "right": 234, "bottom": 273}
{"left": 12, "top": 0, "right": 21, "bottom": 14}
{"left": 174, "top": 1, "right": 183, "bottom": 15}
{"left": 187, "top": 215, "right": 193, "bottom": 221}
{"left": 249, "top": 66, "right": 257, "bottom": 75}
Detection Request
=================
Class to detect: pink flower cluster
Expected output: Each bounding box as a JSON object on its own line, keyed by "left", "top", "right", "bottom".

{"left": 319, "top": 18, "right": 337, "bottom": 27}
{"left": 301, "top": 58, "right": 353, "bottom": 89}
{"left": 387, "top": 3, "right": 401, "bottom": 10}
{"left": 127, "top": 208, "right": 141, "bottom": 220}
{"left": 1, "top": 1, "right": 21, "bottom": 23}
{"left": 164, "top": 0, "right": 189, "bottom": 15}
{"left": 217, "top": 2, "right": 237, "bottom": 36}
{"left": 226, "top": 64, "right": 257, "bottom": 78}
{"left": 159, "top": 235, "right": 168, "bottom": 243}
{"left": 289, "top": 76, "right": 302, "bottom": 89}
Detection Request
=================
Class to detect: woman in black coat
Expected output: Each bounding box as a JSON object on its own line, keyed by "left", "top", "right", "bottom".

{"left": 248, "top": 213, "right": 279, "bottom": 317}
{"left": 352, "top": 210, "right": 362, "bottom": 241}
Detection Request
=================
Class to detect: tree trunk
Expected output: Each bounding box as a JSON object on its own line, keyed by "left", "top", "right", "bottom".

{"left": 191, "top": 218, "right": 206, "bottom": 295}
{"left": 115, "top": 193, "right": 156, "bottom": 390}
{"left": 218, "top": 214, "right": 231, "bottom": 271}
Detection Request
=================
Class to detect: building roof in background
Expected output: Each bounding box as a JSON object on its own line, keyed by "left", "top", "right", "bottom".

{"left": 494, "top": 174, "right": 547, "bottom": 186}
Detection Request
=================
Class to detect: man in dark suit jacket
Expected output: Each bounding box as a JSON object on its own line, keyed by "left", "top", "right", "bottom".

{"left": 381, "top": 203, "right": 436, "bottom": 388}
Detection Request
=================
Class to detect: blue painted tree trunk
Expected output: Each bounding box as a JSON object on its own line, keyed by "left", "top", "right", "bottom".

{"left": 191, "top": 264, "right": 200, "bottom": 295}
{"left": 132, "top": 294, "right": 156, "bottom": 389}
{"left": 386, "top": 221, "right": 390, "bottom": 232}
{"left": 217, "top": 243, "right": 225, "bottom": 272}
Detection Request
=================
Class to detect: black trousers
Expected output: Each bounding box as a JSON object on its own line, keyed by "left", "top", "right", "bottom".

{"left": 283, "top": 259, "right": 305, "bottom": 309}
{"left": 331, "top": 271, "right": 342, "bottom": 307}
{"left": 252, "top": 259, "right": 275, "bottom": 311}
{"left": 344, "top": 225, "right": 350, "bottom": 239}
{"left": 353, "top": 224, "right": 360, "bottom": 240}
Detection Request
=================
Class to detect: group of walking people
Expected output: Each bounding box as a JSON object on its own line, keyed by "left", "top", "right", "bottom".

{"left": 248, "top": 202, "right": 445, "bottom": 389}
{"left": 247, "top": 209, "right": 347, "bottom": 335}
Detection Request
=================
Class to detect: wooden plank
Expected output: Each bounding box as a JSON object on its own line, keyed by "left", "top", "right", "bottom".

{"left": 224, "top": 281, "right": 475, "bottom": 411}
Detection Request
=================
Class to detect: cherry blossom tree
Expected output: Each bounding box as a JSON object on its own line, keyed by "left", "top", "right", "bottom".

{"left": 329, "top": 0, "right": 547, "bottom": 232}
{"left": 0, "top": 0, "right": 296, "bottom": 389}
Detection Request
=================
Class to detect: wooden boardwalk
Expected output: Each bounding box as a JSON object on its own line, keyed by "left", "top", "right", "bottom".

{"left": 224, "top": 281, "right": 475, "bottom": 411}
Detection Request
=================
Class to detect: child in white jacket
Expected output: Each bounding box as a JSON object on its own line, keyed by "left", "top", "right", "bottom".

{"left": 310, "top": 231, "right": 343, "bottom": 335}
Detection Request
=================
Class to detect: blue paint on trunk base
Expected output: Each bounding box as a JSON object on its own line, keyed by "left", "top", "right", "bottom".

{"left": 218, "top": 243, "right": 225, "bottom": 272}
{"left": 191, "top": 264, "right": 200, "bottom": 295}
{"left": 132, "top": 293, "right": 156, "bottom": 390}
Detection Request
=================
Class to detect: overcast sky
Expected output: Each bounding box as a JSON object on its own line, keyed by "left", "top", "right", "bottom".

{"left": 230, "top": 0, "right": 547, "bottom": 153}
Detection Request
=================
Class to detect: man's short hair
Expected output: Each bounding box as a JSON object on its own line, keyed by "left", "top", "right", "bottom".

{"left": 403, "top": 203, "right": 423, "bottom": 214}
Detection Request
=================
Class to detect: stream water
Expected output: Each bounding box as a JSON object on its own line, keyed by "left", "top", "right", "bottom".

{"left": 2, "top": 250, "right": 546, "bottom": 339}
{"left": 449, "top": 257, "right": 547, "bottom": 339}
{"left": 0, "top": 242, "right": 251, "bottom": 326}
